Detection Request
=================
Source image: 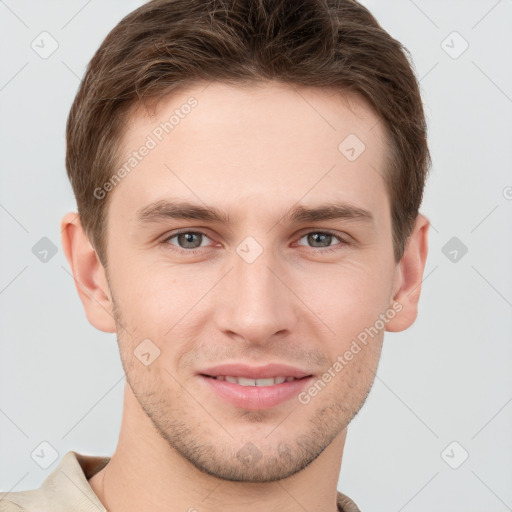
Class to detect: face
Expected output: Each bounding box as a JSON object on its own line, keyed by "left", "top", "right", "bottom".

{"left": 102, "top": 81, "right": 399, "bottom": 482}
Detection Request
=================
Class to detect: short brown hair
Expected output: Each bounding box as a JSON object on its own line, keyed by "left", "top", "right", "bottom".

{"left": 66, "top": 0, "right": 430, "bottom": 267}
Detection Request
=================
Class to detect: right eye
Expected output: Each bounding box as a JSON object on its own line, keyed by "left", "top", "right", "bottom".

{"left": 162, "top": 230, "right": 215, "bottom": 252}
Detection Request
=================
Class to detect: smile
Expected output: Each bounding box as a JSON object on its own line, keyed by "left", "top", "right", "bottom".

{"left": 207, "top": 376, "right": 303, "bottom": 386}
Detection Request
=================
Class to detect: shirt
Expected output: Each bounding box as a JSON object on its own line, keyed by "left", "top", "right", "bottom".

{"left": 0, "top": 451, "right": 361, "bottom": 512}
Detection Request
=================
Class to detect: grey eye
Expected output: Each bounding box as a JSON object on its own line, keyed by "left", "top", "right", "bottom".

{"left": 166, "top": 231, "right": 211, "bottom": 250}
{"left": 298, "top": 232, "right": 340, "bottom": 248}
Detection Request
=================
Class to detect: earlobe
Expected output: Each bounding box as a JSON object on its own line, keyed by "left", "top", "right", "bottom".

{"left": 385, "top": 214, "right": 430, "bottom": 333}
{"left": 60, "top": 211, "right": 116, "bottom": 333}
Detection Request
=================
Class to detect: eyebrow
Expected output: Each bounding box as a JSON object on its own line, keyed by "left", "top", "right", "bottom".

{"left": 136, "top": 198, "right": 374, "bottom": 227}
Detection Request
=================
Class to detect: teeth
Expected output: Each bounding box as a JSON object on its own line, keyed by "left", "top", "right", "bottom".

{"left": 255, "top": 378, "right": 276, "bottom": 386}
{"left": 238, "top": 377, "right": 257, "bottom": 386}
{"left": 214, "top": 376, "right": 296, "bottom": 386}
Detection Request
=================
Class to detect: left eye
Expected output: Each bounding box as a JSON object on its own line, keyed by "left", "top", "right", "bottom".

{"left": 296, "top": 231, "right": 343, "bottom": 250}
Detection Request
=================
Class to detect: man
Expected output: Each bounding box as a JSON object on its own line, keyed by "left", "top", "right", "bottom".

{"left": 0, "top": 0, "right": 429, "bottom": 510}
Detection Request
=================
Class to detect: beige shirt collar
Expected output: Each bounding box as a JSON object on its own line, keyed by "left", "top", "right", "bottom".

{"left": 0, "top": 451, "right": 361, "bottom": 512}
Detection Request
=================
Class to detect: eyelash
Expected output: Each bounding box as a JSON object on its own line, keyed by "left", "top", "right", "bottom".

{"left": 161, "top": 229, "right": 350, "bottom": 255}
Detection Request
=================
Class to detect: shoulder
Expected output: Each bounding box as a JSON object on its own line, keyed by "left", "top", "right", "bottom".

{"left": 0, "top": 488, "right": 46, "bottom": 511}
{"left": 337, "top": 490, "right": 362, "bottom": 512}
{"left": 0, "top": 451, "right": 109, "bottom": 512}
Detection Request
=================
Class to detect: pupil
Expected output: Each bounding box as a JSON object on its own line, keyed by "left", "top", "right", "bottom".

{"left": 310, "top": 233, "right": 330, "bottom": 247}
{"left": 180, "top": 233, "right": 200, "bottom": 248}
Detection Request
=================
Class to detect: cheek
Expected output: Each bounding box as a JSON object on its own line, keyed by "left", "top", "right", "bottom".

{"left": 110, "top": 259, "right": 190, "bottom": 329}
{"left": 112, "top": 266, "right": 208, "bottom": 376}
{"left": 310, "top": 260, "right": 394, "bottom": 341}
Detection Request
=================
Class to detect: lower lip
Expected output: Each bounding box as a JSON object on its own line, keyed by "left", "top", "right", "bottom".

{"left": 199, "top": 375, "right": 313, "bottom": 410}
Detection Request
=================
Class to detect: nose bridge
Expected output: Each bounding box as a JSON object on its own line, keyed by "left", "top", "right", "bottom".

{"left": 216, "top": 237, "right": 296, "bottom": 343}
{"left": 235, "top": 241, "right": 278, "bottom": 302}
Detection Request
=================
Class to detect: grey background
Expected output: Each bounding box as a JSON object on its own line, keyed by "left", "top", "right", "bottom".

{"left": 1, "top": 1, "right": 511, "bottom": 510}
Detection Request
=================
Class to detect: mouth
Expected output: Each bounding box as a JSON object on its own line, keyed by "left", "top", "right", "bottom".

{"left": 199, "top": 362, "right": 312, "bottom": 380}
{"left": 198, "top": 363, "right": 314, "bottom": 410}
{"left": 200, "top": 375, "right": 310, "bottom": 386}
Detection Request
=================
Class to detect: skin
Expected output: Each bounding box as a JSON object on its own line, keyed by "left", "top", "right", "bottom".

{"left": 61, "top": 80, "right": 429, "bottom": 512}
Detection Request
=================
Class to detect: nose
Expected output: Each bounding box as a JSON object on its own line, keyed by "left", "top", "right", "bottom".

{"left": 213, "top": 243, "right": 298, "bottom": 346}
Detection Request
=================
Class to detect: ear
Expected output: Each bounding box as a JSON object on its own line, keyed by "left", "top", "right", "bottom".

{"left": 385, "top": 213, "right": 430, "bottom": 332}
{"left": 60, "top": 211, "right": 116, "bottom": 333}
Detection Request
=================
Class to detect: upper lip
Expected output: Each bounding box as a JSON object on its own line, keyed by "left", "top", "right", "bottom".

{"left": 199, "top": 363, "right": 313, "bottom": 379}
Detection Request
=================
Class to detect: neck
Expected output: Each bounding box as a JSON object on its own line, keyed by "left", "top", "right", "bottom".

{"left": 89, "top": 383, "right": 345, "bottom": 512}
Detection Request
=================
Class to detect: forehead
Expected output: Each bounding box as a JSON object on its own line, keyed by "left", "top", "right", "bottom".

{"left": 109, "top": 81, "right": 390, "bottom": 227}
